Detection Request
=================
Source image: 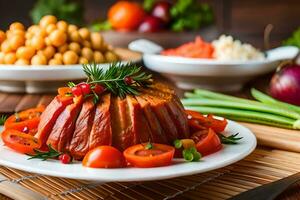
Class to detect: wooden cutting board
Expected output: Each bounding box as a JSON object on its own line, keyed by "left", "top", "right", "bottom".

{"left": 240, "top": 122, "right": 300, "bottom": 152}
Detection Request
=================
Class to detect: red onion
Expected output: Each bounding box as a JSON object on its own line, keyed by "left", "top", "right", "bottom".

{"left": 270, "top": 64, "right": 300, "bottom": 106}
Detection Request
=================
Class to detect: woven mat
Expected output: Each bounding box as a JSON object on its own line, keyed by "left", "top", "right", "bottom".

{"left": 0, "top": 146, "right": 299, "bottom": 200}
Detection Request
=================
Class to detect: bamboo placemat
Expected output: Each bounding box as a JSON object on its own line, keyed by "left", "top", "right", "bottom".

{"left": 0, "top": 147, "right": 299, "bottom": 200}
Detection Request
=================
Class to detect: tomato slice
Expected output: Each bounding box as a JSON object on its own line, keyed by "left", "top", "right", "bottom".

{"left": 4, "top": 105, "right": 45, "bottom": 134}
{"left": 185, "top": 110, "right": 227, "bottom": 132}
{"left": 123, "top": 143, "right": 175, "bottom": 168}
{"left": 1, "top": 129, "right": 41, "bottom": 154}
{"left": 82, "top": 146, "right": 126, "bottom": 168}
{"left": 192, "top": 128, "right": 222, "bottom": 156}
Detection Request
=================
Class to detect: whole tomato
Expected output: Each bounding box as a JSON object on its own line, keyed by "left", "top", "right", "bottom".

{"left": 108, "top": 1, "right": 146, "bottom": 31}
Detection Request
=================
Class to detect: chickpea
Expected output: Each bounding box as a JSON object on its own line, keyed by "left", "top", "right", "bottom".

{"left": 27, "top": 25, "right": 39, "bottom": 33}
{"left": 79, "top": 57, "right": 88, "bottom": 64}
{"left": 68, "top": 42, "right": 80, "bottom": 54}
{"left": 1, "top": 40, "right": 12, "bottom": 53}
{"left": 44, "top": 37, "right": 51, "bottom": 46}
{"left": 49, "top": 58, "right": 63, "bottom": 65}
{"left": 49, "top": 30, "right": 67, "bottom": 47}
{"left": 45, "top": 24, "right": 57, "bottom": 35}
{"left": 0, "top": 31, "right": 6, "bottom": 44}
{"left": 5, "top": 30, "right": 13, "bottom": 39}
{"left": 16, "top": 46, "right": 35, "bottom": 60}
{"left": 25, "top": 31, "right": 34, "bottom": 40}
{"left": 82, "top": 40, "right": 91, "bottom": 48}
{"left": 31, "top": 36, "right": 45, "bottom": 50}
{"left": 78, "top": 28, "right": 90, "bottom": 40}
{"left": 94, "top": 51, "right": 105, "bottom": 63}
{"left": 9, "top": 35, "right": 25, "bottom": 50}
{"left": 31, "top": 54, "right": 47, "bottom": 65}
{"left": 105, "top": 51, "right": 118, "bottom": 62}
{"left": 57, "top": 20, "right": 68, "bottom": 32}
{"left": 25, "top": 40, "right": 31, "bottom": 46}
{"left": 54, "top": 53, "right": 63, "bottom": 61}
{"left": 0, "top": 52, "right": 4, "bottom": 64}
{"left": 4, "top": 52, "right": 17, "bottom": 64}
{"left": 42, "top": 46, "right": 55, "bottom": 60}
{"left": 15, "top": 59, "right": 29, "bottom": 65}
{"left": 34, "top": 28, "right": 47, "bottom": 38}
{"left": 90, "top": 32, "right": 103, "bottom": 50}
{"left": 39, "top": 15, "right": 57, "bottom": 28}
{"left": 58, "top": 43, "right": 68, "bottom": 53}
{"left": 9, "top": 22, "right": 25, "bottom": 31}
{"left": 81, "top": 47, "right": 93, "bottom": 61}
{"left": 10, "top": 29, "right": 25, "bottom": 37}
{"left": 63, "top": 50, "right": 78, "bottom": 64}
{"left": 69, "top": 31, "right": 82, "bottom": 43}
{"left": 68, "top": 24, "right": 78, "bottom": 34}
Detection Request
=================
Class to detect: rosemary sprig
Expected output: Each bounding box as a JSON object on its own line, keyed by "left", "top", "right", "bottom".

{"left": 218, "top": 133, "right": 243, "bottom": 144}
{"left": 27, "top": 145, "right": 61, "bottom": 161}
{"left": 83, "top": 62, "right": 153, "bottom": 98}
{"left": 0, "top": 115, "right": 7, "bottom": 125}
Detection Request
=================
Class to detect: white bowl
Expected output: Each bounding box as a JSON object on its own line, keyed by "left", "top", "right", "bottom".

{"left": 0, "top": 48, "right": 141, "bottom": 93}
{"left": 129, "top": 39, "right": 299, "bottom": 92}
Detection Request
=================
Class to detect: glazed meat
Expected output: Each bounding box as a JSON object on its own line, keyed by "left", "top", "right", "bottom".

{"left": 36, "top": 83, "right": 189, "bottom": 160}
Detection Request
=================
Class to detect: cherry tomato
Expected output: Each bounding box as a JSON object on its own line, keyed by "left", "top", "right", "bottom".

{"left": 123, "top": 143, "right": 175, "bottom": 168}
{"left": 59, "top": 153, "right": 72, "bottom": 164}
{"left": 185, "top": 110, "right": 227, "bottom": 132}
{"left": 1, "top": 129, "right": 41, "bottom": 154}
{"left": 108, "top": 1, "right": 146, "bottom": 30}
{"left": 78, "top": 82, "right": 91, "bottom": 95}
{"left": 4, "top": 106, "right": 45, "bottom": 134}
{"left": 82, "top": 146, "right": 126, "bottom": 168}
{"left": 191, "top": 128, "right": 222, "bottom": 156}
{"left": 151, "top": 1, "right": 171, "bottom": 23}
{"left": 71, "top": 86, "right": 83, "bottom": 96}
{"left": 93, "top": 84, "right": 105, "bottom": 94}
{"left": 138, "top": 16, "right": 164, "bottom": 33}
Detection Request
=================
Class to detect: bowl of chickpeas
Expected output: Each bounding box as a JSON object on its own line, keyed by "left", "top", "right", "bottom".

{"left": 0, "top": 15, "right": 141, "bottom": 93}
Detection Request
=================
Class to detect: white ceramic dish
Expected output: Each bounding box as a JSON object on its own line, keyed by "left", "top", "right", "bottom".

{"left": 0, "top": 120, "right": 256, "bottom": 182}
{"left": 129, "top": 39, "right": 299, "bottom": 92}
{"left": 0, "top": 48, "right": 141, "bottom": 93}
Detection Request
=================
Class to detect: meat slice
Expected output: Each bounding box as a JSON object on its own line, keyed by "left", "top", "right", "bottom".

{"left": 35, "top": 96, "right": 73, "bottom": 145}
{"left": 144, "top": 87, "right": 190, "bottom": 139}
{"left": 141, "top": 94, "right": 178, "bottom": 143}
{"left": 135, "top": 95, "right": 168, "bottom": 143}
{"left": 68, "top": 98, "right": 96, "bottom": 160}
{"left": 47, "top": 96, "right": 83, "bottom": 152}
{"left": 127, "top": 96, "right": 152, "bottom": 144}
{"left": 89, "top": 94, "right": 112, "bottom": 150}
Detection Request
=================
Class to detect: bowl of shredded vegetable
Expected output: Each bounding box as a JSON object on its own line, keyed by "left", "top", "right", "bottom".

{"left": 129, "top": 37, "right": 299, "bottom": 92}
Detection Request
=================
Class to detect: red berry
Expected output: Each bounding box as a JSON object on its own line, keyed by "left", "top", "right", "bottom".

{"left": 124, "top": 76, "right": 133, "bottom": 85}
{"left": 71, "top": 86, "right": 83, "bottom": 96}
{"left": 78, "top": 82, "right": 91, "bottom": 95}
{"left": 94, "top": 84, "right": 105, "bottom": 94}
{"left": 22, "top": 126, "right": 29, "bottom": 134}
{"left": 59, "top": 153, "right": 72, "bottom": 164}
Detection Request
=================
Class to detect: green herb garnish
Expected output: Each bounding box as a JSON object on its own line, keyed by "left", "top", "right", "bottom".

{"left": 145, "top": 142, "right": 153, "bottom": 150}
{"left": 82, "top": 63, "right": 153, "bottom": 99}
{"left": 0, "top": 115, "right": 7, "bottom": 125}
{"left": 182, "top": 147, "right": 201, "bottom": 162}
{"left": 27, "top": 145, "right": 61, "bottom": 161}
{"left": 173, "top": 139, "right": 183, "bottom": 149}
{"left": 219, "top": 133, "right": 243, "bottom": 145}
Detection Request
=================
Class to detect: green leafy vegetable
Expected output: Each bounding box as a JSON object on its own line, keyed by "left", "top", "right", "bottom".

{"left": 90, "top": 20, "right": 112, "bottom": 32}
{"left": 219, "top": 133, "right": 243, "bottom": 144}
{"left": 0, "top": 115, "right": 7, "bottom": 126}
{"left": 143, "top": 0, "right": 155, "bottom": 12}
{"left": 30, "top": 0, "right": 84, "bottom": 25}
{"left": 283, "top": 27, "right": 300, "bottom": 48}
{"left": 170, "top": 0, "right": 213, "bottom": 31}
{"left": 145, "top": 142, "right": 153, "bottom": 150}
{"left": 27, "top": 145, "right": 61, "bottom": 161}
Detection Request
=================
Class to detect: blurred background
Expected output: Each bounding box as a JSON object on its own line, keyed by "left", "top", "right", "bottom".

{"left": 1, "top": 0, "right": 299, "bottom": 48}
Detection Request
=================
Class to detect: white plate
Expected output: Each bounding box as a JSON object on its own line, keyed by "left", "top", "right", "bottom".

{"left": 129, "top": 39, "right": 299, "bottom": 92}
{"left": 0, "top": 120, "right": 256, "bottom": 182}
